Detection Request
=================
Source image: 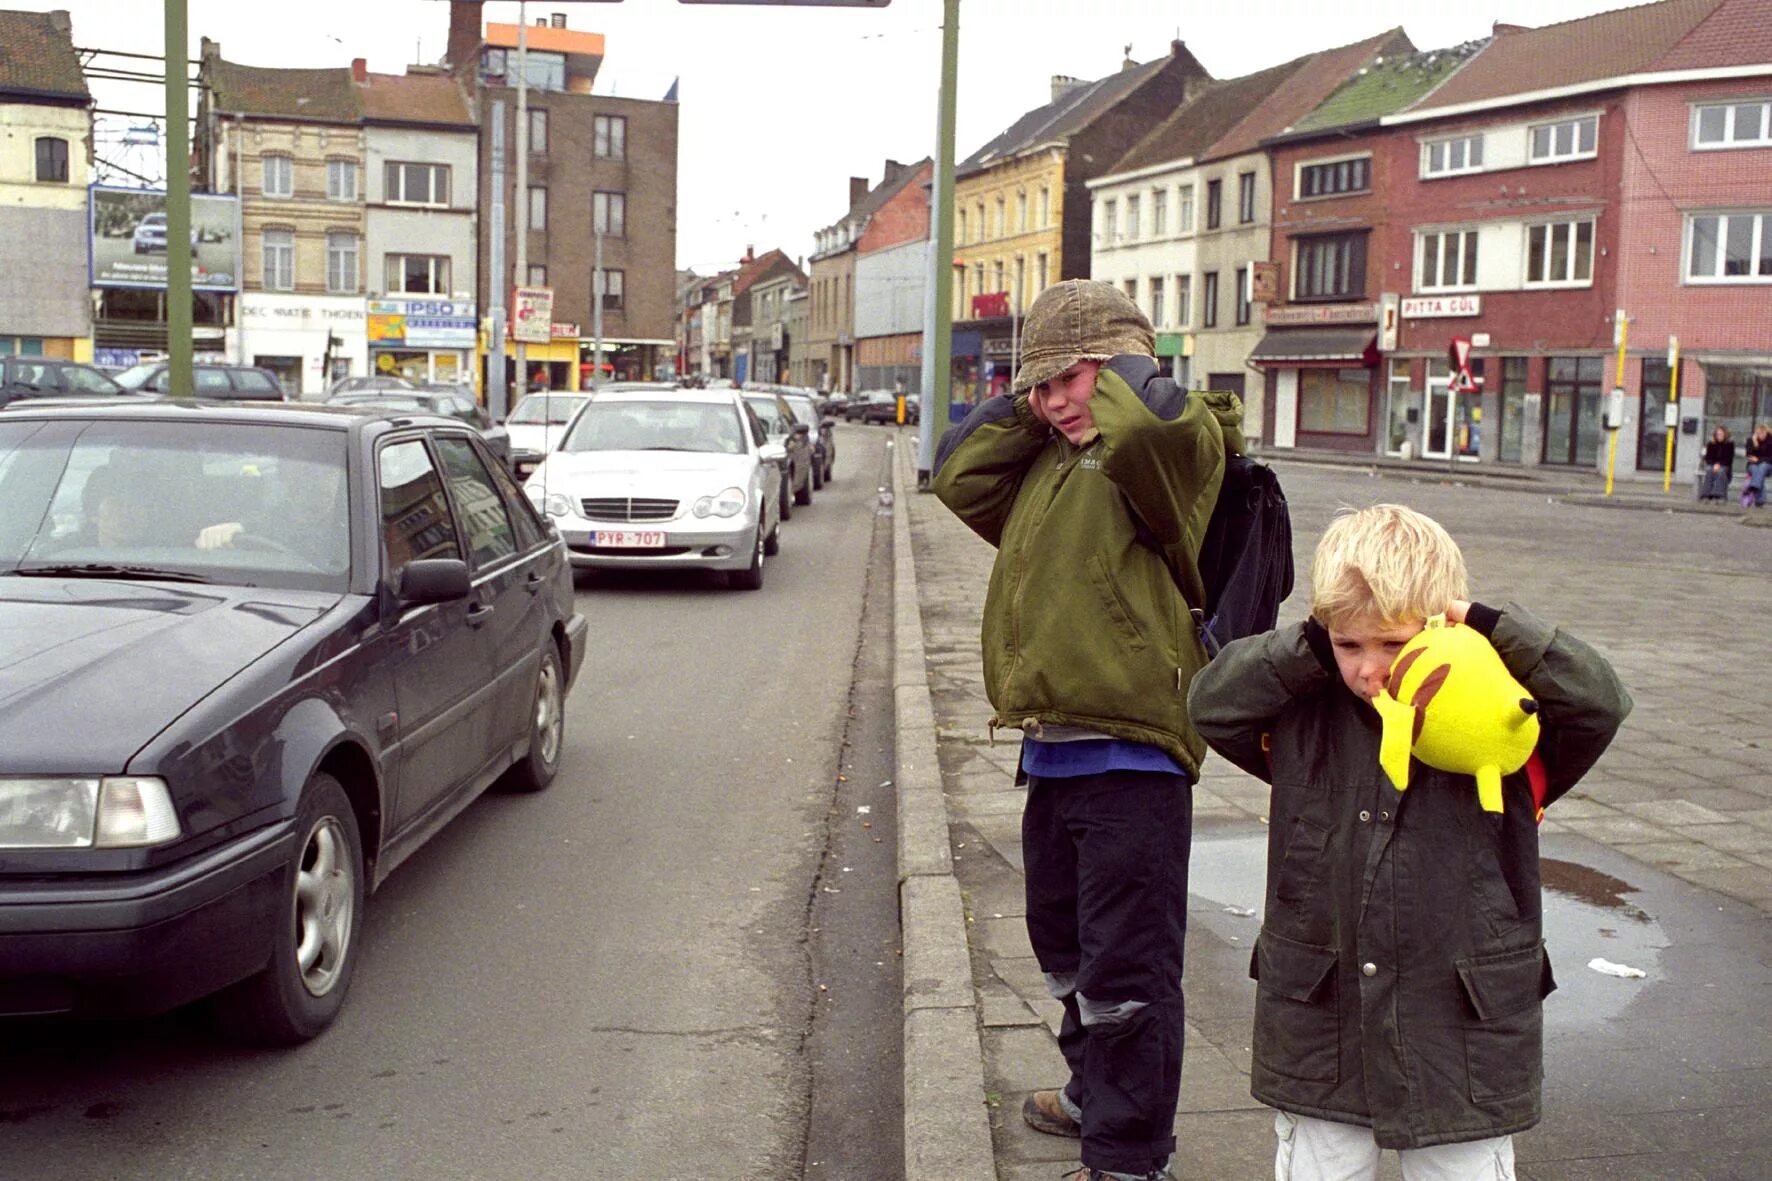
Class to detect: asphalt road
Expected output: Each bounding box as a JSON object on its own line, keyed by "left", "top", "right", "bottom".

{"left": 0, "top": 425, "right": 903, "bottom": 1180}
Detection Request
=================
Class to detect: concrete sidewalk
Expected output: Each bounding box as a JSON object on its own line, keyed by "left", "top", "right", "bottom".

{"left": 894, "top": 432, "right": 1772, "bottom": 1180}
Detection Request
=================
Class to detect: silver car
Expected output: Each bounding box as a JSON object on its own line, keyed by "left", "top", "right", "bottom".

{"left": 525, "top": 388, "right": 784, "bottom": 590}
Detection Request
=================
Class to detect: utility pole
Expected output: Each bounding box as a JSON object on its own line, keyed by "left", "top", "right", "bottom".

{"left": 164, "top": 0, "right": 191, "bottom": 395}
{"left": 513, "top": 2, "right": 530, "bottom": 402}
{"left": 916, "top": 0, "right": 959, "bottom": 485}
{"left": 592, "top": 219, "right": 604, "bottom": 391}
{"left": 488, "top": 97, "right": 507, "bottom": 415}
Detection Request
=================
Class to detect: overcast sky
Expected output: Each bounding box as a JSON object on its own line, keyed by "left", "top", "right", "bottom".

{"left": 42, "top": 0, "right": 1647, "bottom": 277}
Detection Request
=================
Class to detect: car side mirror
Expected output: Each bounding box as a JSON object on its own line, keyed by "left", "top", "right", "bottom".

{"left": 398, "top": 558, "right": 471, "bottom": 606}
{"left": 758, "top": 441, "right": 787, "bottom": 464}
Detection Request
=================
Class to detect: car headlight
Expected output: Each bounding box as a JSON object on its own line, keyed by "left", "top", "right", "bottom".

{"left": 526, "top": 487, "right": 574, "bottom": 518}
{"left": 0, "top": 776, "right": 181, "bottom": 849}
{"left": 692, "top": 486, "right": 748, "bottom": 518}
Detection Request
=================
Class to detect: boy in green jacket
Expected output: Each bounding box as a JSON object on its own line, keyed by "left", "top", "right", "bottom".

{"left": 933, "top": 280, "right": 1241, "bottom": 1181}
{"left": 1187, "top": 504, "right": 1631, "bottom": 1180}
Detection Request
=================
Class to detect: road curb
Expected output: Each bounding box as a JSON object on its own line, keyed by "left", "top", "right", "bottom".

{"left": 891, "top": 437, "right": 997, "bottom": 1179}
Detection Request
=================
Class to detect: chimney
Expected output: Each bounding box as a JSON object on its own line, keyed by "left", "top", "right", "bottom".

{"left": 849, "top": 176, "right": 869, "bottom": 208}
{"left": 551, "top": 12, "right": 567, "bottom": 27}
{"left": 1050, "top": 75, "right": 1084, "bottom": 103}
{"left": 47, "top": 9, "right": 71, "bottom": 36}
{"left": 351, "top": 57, "right": 368, "bottom": 84}
{"left": 445, "top": 0, "right": 483, "bottom": 71}
{"left": 1492, "top": 21, "right": 1528, "bottom": 34}
{"left": 745, "top": 245, "right": 755, "bottom": 263}
{"left": 1122, "top": 43, "right": 1137, "bottom": 71}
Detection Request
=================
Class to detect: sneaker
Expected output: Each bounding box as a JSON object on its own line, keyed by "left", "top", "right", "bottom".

{"left": 1022, "top": 1089, "right": 1081, "bottom": 1138}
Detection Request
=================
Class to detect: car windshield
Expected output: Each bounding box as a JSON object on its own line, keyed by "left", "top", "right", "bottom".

{"left": 507, "top": 394, "right": 586, "bottom": 426}
{"left": 742, "top": 396, "right": 791, "bottom": 435}
{"left": 0, "top": 419, "right": 351, "bottom": 592}
{"left": 563, "top": 399, "right": 745, "bottom": 455}
{"left": 783, "top": 396, "right": 819, "bottom": 427}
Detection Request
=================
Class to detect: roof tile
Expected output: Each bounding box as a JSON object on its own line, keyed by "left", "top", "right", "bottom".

{"left": 363, "top": 71, "right": 474, "bottom": 128}
{"left": 1287, "top": 42, "right": 1482, "bottom": 134}
{"left": 0, "top": 9, "right": 88, "bottom": 101}
{"left": 208, "top": 57, "right": 362, "bottom": 123}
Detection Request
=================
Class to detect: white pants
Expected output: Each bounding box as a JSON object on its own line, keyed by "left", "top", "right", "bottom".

{"left": 1274, "top": 1111, "right": 1515, "bottom": 1181}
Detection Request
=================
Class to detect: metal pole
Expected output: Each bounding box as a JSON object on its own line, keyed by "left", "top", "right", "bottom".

{"left": 1604, "top": 313, "right": 1627, "bottom": 496}
{"left": 592, "top": 220, "right": 603, "bottom": 391}
{"left": 487, "top": 98, "right": 507, "bottom": 416}
{"left": 164, "top": 0, "right": 192, "bottom": 396}
{"left": 916, "top": 0, "right": 959, "bottom": 484}
{"left": 1663, "top": 336, "right": 1679, "bottom": 493}
{"left": 514, "top": 2, "right": 530, "bottom": 401}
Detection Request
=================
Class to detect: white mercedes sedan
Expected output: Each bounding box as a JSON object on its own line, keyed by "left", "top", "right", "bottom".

{"left": 524, "top": 388, "right": 785, "bottom": 589}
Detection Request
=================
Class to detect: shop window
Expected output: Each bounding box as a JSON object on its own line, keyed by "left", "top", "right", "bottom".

{"left": 1544, "top": 356, "right": 1604, "bottom": 466}
{"left": 387, "top": 253, "right": 450, "bottom": 295}
{"left": 1299, "top": 369, "right": 1371, "bottom": 435}
{"left": 1500, "top": 357, "right": 1528, "bottom": 463}
{"left": 1693, "top": 99, "right": 1771, "bottom": 149}
{"left": 593, "top": 190, "right": 626, "bottom": 238}
{"left": 262, "top": 153, "right": 293, "bottom": 198}
{"left": 594, "top": 115, "right": 626, "bottom": 160}
{"left": 1685, "top": 212, "right": 1772, "bottom": 282}
{"left": 1384, "top": 359, "right": 1412, "bottom": 454}
{"left": 262, "top": 228, "right": 294, "bottom": 291}
{"left": 386, "top": 161, "right": 449, "bottom": 206}
{"left": 34, "top": 136, "right": 68, "bottom": 183}
{"left": 1294, "top": 231, "right": 1367, "bottom": 301}
{"left": 1701, "top": 364, "right": 1772, "bottom": 448}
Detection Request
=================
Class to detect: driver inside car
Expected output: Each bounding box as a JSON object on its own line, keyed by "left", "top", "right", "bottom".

{"left": 195, "top": 463, "right": 347, "bottom": 569}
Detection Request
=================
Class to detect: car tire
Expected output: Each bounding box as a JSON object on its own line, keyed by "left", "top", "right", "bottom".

{"left": 779, "top": 479, "right": 793, "bottom": 522}
{"left": 503, "top": 642, "right": 565, "bottom": 792}
{"left": 811, "top": 460, "right": 824, "bottom": 491}
{"left": 824, "top": 456, "right": 834, "bottom": 483}
{"left": 209, "top": 773, "right": 363, "bottom": 1045}
{"left": 795, "top": 467, "right": 812, "bottom": 506}
{"left": 730, "top": 525, "right": 765, "bottom": 590}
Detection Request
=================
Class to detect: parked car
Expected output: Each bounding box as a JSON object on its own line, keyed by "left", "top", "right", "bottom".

{"left": 0, "top": 399, "right": 586, "bottom": 1042}
{"left": 782, "top": 392, "right": 835, "bottom": 489}
{"left": 742, "top": 391, "right": 814, "bottom": 517}
{"left": 0, "top": 357, "right": 130, "bottom": 410}
{"left": 505, "top": 391, "right": 594, "bottom": 478}
{"left": 327, "top": 374, "right": 416, "bottom": 397}
{"left": 843, "top": 389, "right": 906, "bottom": 425}
{"left": 113, "top": 362, "right": 287, "bottom": 401}
{"left": 131, "top": 211, "right": 197, "bottom": 256}
{"left": 525, "top": 387, "right": 783, "bottom": 589}
{"left": 327, "top": 387, "right": 512, "bottom": 471}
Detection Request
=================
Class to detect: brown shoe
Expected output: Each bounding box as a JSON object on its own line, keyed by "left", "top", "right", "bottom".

{"left": 1021, "top": 1089, "right": 1081, "bottom": 1138}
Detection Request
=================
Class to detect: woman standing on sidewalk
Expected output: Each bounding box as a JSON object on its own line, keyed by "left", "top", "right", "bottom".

{"left": 1699, "top": 426, "right": 1734, "bottom": 501}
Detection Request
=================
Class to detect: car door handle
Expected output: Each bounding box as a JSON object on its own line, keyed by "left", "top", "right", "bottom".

{"left": 466, "top": 602, "right": 496, "bottom": 627}
{"left": 524, "top": 572, "right": 544, "bottom": 595}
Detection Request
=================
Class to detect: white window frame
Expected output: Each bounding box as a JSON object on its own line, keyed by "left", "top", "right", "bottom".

{"left": 1177, "top": 184, "right": 1195, "bottom": 236}
{"left": 386, "top": 161, "right": 449, "bottom": 207}
{"left": 1690, "top": 99, "right": 1772, "bottom": 150}
{"left": 261, "top": 228, "right": 294, "bottom": 291}
{"left": 1527, "top": 114, "right": 1599, "bottom": 165}
{"left": 1420, "top": 133, "right": 1485, "bottom": 178}
{"left": 529, "top": 107, "right": 549, "bottom": 154}
{"left": 386, "top": 253, "right": 451, "bottom": 295}
{"left": 1039, "top": 186, "right": 1051, "bottom": 227}
{"left": 262, "top": 153, "right": 292, "bottom": 198}
{"left": 593, "top": 190, "right": 626, "bottom": 238}
{"left": 1416, "top": 227, "right": 1481, "bottom": 292}
{"left": 1149, "top": 275, "right": 1165, "bottom": 328}
{"left": 1124, "top": 193, "right": 1141, "bottom": 242}
{"left": 1151, "top": 188, "right": 1167, "bottom": 236}
{"left": 1523, "top": 217, "right": 1596, "bottom": 288}
{"left": 1684, "top": 210, "right": 1772, "bottom": 284}
{"left": 528, "top": 185, "right": 547, "bottom": 231}
{"left": 1101, "top": 198, "right": 1118, "bottom": 246}
{"left": 325, "top": 231, "right": 358, "bottom": 294}
{"left": 595, "top": 267, "right": 624, "bottom": 309}
{"left": 326, "top": 158, "right": 357, "bottom": 202}
{"left": 593, "top": 114, "right": 626, "bottom": 160}
{"left": 1294, "top": 151, "right": 1372, "bottom": 201}
{"left": 1176, "top": 274, "right": 1191, "bottom": 328}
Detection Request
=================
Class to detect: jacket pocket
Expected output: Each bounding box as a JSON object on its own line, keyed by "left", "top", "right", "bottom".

{"left": 1273, "top": 814, "right": 1330, "bottom": 903}
{"left": 1086, "top": 552, "right": 1147, "bottom": 652}
{"left": 1252, "top": 928, "right": 1339, "bottom": 1083}
{"left": 1455, "top": 943, "right": 1554, "bottom": 1102}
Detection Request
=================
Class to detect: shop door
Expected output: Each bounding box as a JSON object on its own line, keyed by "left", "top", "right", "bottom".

{"left": 1422, "top": 361, "right": 1453, "bottom": 459}
{"left": 1545, "top": 357, "right": 1603, "bottom": 466}
{"left": 1638, "top": 359, "right": 1681, "bottom": 475}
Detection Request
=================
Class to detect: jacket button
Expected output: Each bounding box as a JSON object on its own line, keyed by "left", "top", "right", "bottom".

{"left": 1362, "top": 962, "right": 1377, "bottom": 976}
{"left": 1359, "top": 810, "right": 1371, "bottom": 822}
{"left": 1380, "top": 810, "right": 1391, "bottom": 821}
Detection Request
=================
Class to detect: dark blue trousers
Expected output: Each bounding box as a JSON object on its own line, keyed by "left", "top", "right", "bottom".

{"left": 1023, "top": 769, "right": 1193, "bottom": 1176}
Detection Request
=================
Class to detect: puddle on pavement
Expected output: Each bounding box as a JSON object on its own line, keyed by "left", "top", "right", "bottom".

{"left": 1185, "top": 831, "right": 1667, "bottom": 1030}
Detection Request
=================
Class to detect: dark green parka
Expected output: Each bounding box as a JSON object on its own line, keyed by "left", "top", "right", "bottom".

{"left": 1187, "top": 604, "right": 1631, "bottom": 1148}
{"left": 931, "top": 355, "right": 1243, "bottom": 777}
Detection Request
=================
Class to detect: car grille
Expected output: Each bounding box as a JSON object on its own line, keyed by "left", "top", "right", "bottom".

{"left": 581, "top": 497, "right": 678, "bottom": 522}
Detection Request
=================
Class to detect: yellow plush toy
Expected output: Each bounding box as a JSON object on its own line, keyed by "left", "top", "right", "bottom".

{"left": 1370, "top": 614, "right": 1540, "bottom": 817}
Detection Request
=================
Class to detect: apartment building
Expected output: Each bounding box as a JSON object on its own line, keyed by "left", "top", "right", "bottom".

{"left": 854, "top": 158, "right": 931, "bottom": 393}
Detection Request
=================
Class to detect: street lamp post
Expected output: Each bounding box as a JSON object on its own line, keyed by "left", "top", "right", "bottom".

{"left": 916, "top": 0, "right": 959, "bottom": 485}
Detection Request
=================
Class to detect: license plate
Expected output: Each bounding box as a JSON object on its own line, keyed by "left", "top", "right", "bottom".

{"left": 593, "top": 530, "right": 666, "bottom": 548}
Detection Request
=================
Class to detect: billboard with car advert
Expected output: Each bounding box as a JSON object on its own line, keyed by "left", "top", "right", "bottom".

{"left": 89, "top": 185, "right": 240, "bottom": 291}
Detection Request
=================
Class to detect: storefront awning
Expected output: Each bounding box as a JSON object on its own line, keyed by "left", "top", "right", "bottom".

{"left": 1248, "top": 327, "right": 1378, "bottom": 365}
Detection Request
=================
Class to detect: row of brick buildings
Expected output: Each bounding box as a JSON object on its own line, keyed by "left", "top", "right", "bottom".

{"left": 714, "top": 0, "right": 1772, "bottom": 479}
{"left": 0, "top": 3, "right": 678, "bottom": 405}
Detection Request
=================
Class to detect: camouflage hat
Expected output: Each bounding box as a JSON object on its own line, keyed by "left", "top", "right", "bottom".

{"left": 1011, "top": 279, "right": 1156, "bottom": 393}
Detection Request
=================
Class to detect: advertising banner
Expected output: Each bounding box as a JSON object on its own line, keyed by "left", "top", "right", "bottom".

{"left": 90, "top": 185, "right": 240, "bottom": 291}
{"left": 368, "top": 298, "right": 477, "bottom": 349}
{"left": 511, "top": 286, "right": 554, "bottom": 343}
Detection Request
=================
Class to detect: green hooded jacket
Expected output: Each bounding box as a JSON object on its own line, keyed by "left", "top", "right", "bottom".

{"left": 931, "top": 355, "right": 1245, "bottom": 776}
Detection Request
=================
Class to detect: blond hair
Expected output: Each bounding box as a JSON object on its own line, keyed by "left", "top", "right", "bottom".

{"left": 1310, "top": 504, "right": 1468, "bottom": 629}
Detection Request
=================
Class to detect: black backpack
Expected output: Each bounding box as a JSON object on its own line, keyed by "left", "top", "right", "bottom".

{"left": 1187, "top": 453, "right": 1294, "bottom": 657}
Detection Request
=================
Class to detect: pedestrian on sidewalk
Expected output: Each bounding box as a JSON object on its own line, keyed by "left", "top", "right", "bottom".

{"left": 1743, "top": 423, "right": 1770, "bottom": 507}
{"left": 1187, "top": 504, "right": 1632, "bottom": 1181}
{"left": 931, "top": 279, "right": 1244, "bottom": 1181}
{"left": 1699, "top": 425, "right": 1734, "bottom": 501}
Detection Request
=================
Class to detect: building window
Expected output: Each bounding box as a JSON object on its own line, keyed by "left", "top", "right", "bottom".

{"left": 1686, "top": 211, "right": 1772, "bottom": 282}
{"left": 1544, "top": 356, "right": 1605, "bottom": 466}
{"left": 994, "top": 261, "right": 1005, "bottom": 296}
{"left": 1036, "top": 251, "right": 1049, "bottom": 291}
{"left": 1298, "top": 155, "right": 1371, "bottom": 198}
{"left": 1102, "top": 199, "right": 1117, "bottom": 244}
{"left": 482, "top": 47, "right": 565, "bottom": 91}
{"left": 1237, "top": 171, "right": 1256, "bottom": 223}
{"left": 1124, "top": 277, "right": 1138, "bottom": 304}
{"left": 1039, "top": 186, "right": 1050, "bottom": 227}
{"left": 326, "top": 231, "right": 358, "bottom": 293}
{"left": 528, "top": 264, "right": 547, "bottom": 286}
{"left": 1526, "top": 218, "right": 1595, "bottom": 286}
{"left": 975, "top": 202, "right": 985, "bottom": 243}
{"left": 1422, "top": 134, "right": 1484, "bottom": 177}
{"left": 1013, "top": 255, "right": 1026, "bottom": 311}
{"left": 387, "top": 253, "right": 450, "bottom": 294}
{"left": 528, "top": 186, "right": 547, "bottom": 230}
{"left": 1234, "top": 267, "right": 1251, "bottom": 325}
{"left": 593, "top": 114, "right": 626, "bottom": 159}
{"left": 1017, "top": 191, "right": 1028, "bottom": 232}
{"left": 593, "top": 190, "right": 626, "bottom": 237}
{"left": 325, "top": 158, "right": 357, "bottom": 201}
{"left": 1150, "top": 276, "right": 1165, "bottom": 327}
{"left": 1298, "top": 368, "right": 1371, "bottom": 435}
{"left": 1693, "top": 99, "right": 1771, "bottom": 149}
{"left": 1528, "top": 115, "right": 1598, "bottom": 164}
{"left": 1178, "top": 184, "right": 1194, "bottom": 234}
{"left": 1205, "top": 179, "right": 1222, "bottom": 229}
{"left": 262, "top": 153, "right": 293, "bottom": 198}
{"left": 1418, "top": 228, "right": 1480, "bottom": 291}
{"left": 1152, "top": 189, "right": 1167, "bottom": 236}
{"left": 1125, "top": 194, "right": 1141, "bottom": 241}
{"left": 529, "top": 107, "right": 549, "bottom": 153}
{"left": 957, "top": 209, "right": 967, "bottom": 242}
{"left": 595, "top": 268, "right": 624, "bottom": 310}
{"left": 995, "top": 196, "right": 1006, "bottom": 238}
{"left": 1176, "top": 274, "right": 1191, "bottom": 327}
{"left": 33, "top": 136, "right": 68, "bottom": 182}
{"left": 1202, "top": 271, "right": 1219, "bottom": 328}
{"left": 261, "top": 229, "right": 294, "bottom": 290}
{"left": 1294, "top": 231, "right": 1368, "bottom": 300}
{"left": 386, "top": 161, "right": 449, "bottom": 206}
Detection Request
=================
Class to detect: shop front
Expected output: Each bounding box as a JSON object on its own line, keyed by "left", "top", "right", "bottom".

{"left": 577, "top": 337, "right": 674, "bottom": 386}
{"left": 366, "top": 297, "right": 477, "bottom": 389}
{"left": 238, "top": 293, "right": 367, "bottom": 399}
{"left": 485, "top": 321, "right": 583, "bottom": 400}
{"left": 1154, "top": 332, "right": 1191, "bottom": 387}
{"left": 1249, "top": 302, "right": 1380, "bottom": 453}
